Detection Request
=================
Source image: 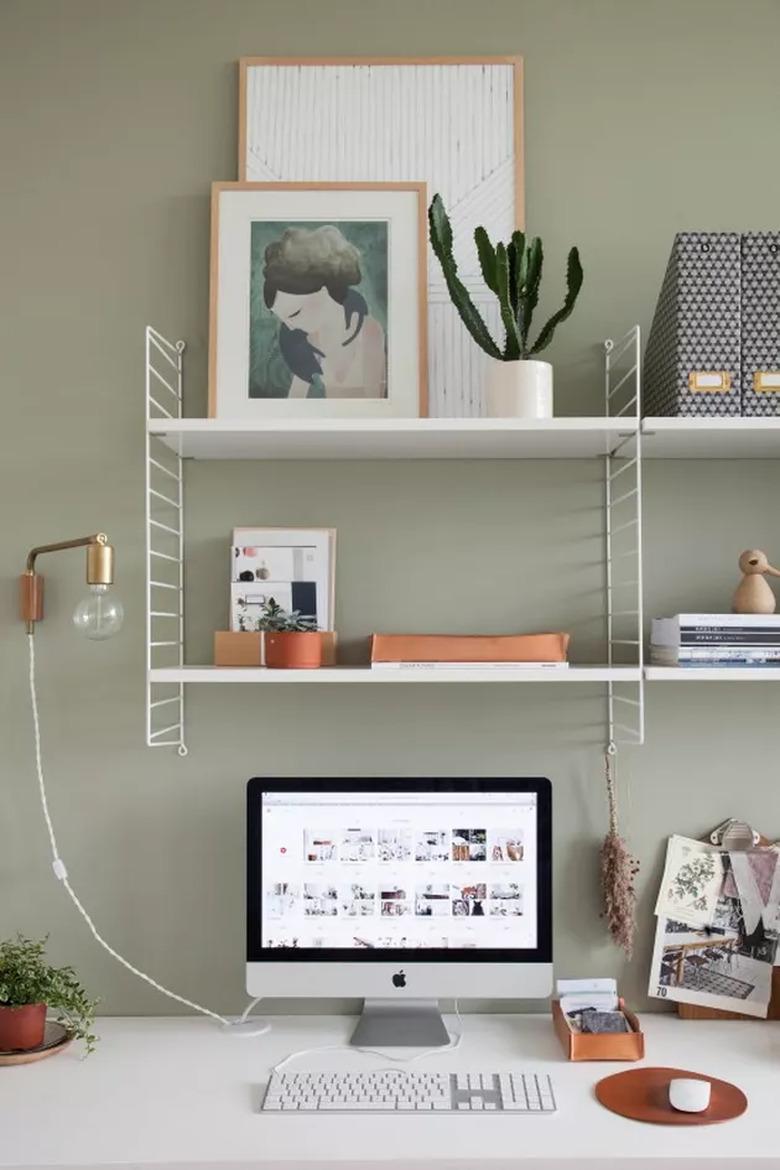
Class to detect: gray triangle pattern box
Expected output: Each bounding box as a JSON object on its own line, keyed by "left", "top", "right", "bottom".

{"left": 643, "top": 232, "right": 742, "bottom": 417}
{"left": 741, "top": 232, "right": 780, "bottom": 417}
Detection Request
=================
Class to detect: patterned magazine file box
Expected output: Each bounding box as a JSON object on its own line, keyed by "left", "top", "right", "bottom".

{"left": 643, "top": 232, "right": 741, "bottom": 417}
{"left": 741, "top": 232, "right": 780, "bottom": 417}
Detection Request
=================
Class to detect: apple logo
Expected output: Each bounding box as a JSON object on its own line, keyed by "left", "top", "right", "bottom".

{"left": 392, "top": 970, "right": 406, "bottom": 989}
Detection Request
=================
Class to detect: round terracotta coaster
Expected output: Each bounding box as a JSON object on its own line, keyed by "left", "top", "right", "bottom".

{"left": 0, "top": 1022, "right": 72, "bottom": 1067}
{"left": 596, "top": 1067, "right": 747, "bottom": 1126}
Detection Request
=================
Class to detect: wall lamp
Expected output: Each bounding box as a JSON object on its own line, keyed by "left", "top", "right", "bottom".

{"left": 20, "top": 532, "right": 124, "bottom": 639}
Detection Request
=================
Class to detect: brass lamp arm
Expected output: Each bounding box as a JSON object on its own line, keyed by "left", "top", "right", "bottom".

{"left": 26, "top": 532, "right": 110, "bottom": 576}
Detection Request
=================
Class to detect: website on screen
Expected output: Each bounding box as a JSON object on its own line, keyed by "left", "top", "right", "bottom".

{"left": 260, "top": 792, "right": 538, "bottom": 950}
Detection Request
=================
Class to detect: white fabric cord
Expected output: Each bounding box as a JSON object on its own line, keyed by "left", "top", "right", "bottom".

{"left": 27, "top": 633, "right": 238, "bottom": 1028}
{"left": 270, "top": 1001, "right": 464, "bottom": 1076}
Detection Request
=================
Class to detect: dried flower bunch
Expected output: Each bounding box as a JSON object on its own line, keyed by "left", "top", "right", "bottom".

{"left": 600, "top": 752, "right": 640, "bottom": 957}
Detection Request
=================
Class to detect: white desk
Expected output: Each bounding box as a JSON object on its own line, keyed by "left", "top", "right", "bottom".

{"left": 2, "top": 1013, "right": 779, "bottom": 1169}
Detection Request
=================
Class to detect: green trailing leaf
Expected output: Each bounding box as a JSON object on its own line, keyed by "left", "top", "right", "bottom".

{"left": 474, "top": 226, "right": 498, "bottom": 295}
{"left": 495, "top": 243, "right": 522, "bottom": 360}
{"left": 428, "top": 194, "right": 583, "bottom": 363}
{"left": 428, "top": 195, "right": 502, "bottom": 360}
{"left": 529, "top": 246, "right": 584, "bottom": 355}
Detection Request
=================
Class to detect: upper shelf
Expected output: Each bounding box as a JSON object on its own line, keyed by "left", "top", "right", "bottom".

{"left": 641, "top": 417, "right": 780, "bottom": 459}
{"left": 149, "top": 416, "right": 780, "bottom": 461}
{"left": 148, "top": 417, "right": 637, "bottom": 460}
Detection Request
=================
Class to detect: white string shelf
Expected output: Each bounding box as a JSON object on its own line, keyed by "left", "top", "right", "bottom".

{"left": 150, "top": 665, "right": 642, "bottom": 685}
{"left": 641, "top": 417, "right": 780, "bottom": 458}
{"left": 645, "top": 666, "right": 780, "bottom": 681}
{"left": 144, "top": 325, "right": 645, "bottom": 753}
{"left": 148, "top": 416, "right": 638, "bottom": 461}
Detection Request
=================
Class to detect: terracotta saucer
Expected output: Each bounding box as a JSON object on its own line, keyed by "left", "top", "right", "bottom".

{"left": 0, "top": 1022, "right": 72, "bottom": 1067}
{"left": 596, "top": 1066, "right": 747, "bottom": 1125}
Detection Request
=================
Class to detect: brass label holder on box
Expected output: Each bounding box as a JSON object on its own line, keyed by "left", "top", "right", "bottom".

{"left": 754, "top": 371, "right": 780, "bottom": 393}
{"left": 688, "top": 371, "right": 731, "bottom": 392}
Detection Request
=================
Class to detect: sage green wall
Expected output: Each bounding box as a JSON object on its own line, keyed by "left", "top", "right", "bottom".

{"left": 2, "top": 0, "right": 779, "bottom": 1016}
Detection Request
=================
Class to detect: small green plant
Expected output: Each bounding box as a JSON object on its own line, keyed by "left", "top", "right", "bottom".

{"left": 428, "top": 193, "right": 583, "bottom": 361}
{"left": 0, "top": 935, "right": 98, "bottom": 1054}
{"left": 256, "top": 597, "right": 318, "bottom": 633}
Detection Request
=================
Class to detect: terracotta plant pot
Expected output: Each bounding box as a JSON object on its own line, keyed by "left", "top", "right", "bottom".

{"left": 0, "top": 1002, "right": 47, "bottom": 1052}
{"left": 265, "top": 631, "right": 323, "bottom": 669}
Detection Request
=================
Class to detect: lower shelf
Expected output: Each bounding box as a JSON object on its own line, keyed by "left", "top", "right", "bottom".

{"left": 149, "top": 665, "right": 641, "bottom": 684}
{"left": 150, "top": 665, "right": 780, "bottom": 683}
{"left": 645, "top": 666, "right": 780, "bottom": 681}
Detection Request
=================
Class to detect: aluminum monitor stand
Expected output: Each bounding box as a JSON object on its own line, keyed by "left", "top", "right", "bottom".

{"left": 350, "top": 999, "right": 450, "bottom": 1047}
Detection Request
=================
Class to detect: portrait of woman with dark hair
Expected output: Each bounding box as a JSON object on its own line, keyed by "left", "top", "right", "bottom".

{"left": 249, "top": 220, "right": 388, "bottom": 400}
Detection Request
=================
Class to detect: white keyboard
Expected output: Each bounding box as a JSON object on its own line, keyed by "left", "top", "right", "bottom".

{"left": 261, "top": 1069, "right": 557, "bottom": 1113}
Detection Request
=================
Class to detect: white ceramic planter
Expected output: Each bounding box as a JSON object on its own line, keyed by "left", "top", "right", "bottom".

{"left": 485, "top": 359, "right": 554, "bottom": 419}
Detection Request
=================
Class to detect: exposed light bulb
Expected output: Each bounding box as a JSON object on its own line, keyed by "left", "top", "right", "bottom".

{"left": 72, "top": 584, "right": 124, "bottom": 640}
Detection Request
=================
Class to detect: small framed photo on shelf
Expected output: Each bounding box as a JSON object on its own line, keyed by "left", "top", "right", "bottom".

{"left": 209, "top": 182, "right": 428, "bottom": 419}
{"left": 231, "top": 527, "right": 336, "bottom": 634}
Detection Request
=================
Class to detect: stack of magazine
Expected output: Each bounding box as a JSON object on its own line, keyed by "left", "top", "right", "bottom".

{"left": 651, "top": 613, "right": 780, "bottom": 667}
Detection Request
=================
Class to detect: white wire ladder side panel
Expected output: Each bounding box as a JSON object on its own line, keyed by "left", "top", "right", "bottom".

{"left": 604, "top": 326, "right": 644, "bottom": 748}
{"left": 145, "top": 326, "right": 187, "bottom": 756}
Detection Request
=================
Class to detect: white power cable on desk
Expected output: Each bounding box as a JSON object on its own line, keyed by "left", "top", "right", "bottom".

{"left": 270, "top": 1001, "right": 464, "bottom": 1076}
{"left": 26, "top": 633, "right": 269, "bottom": 1035}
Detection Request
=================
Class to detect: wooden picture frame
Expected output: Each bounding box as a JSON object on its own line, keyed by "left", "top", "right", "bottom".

{"left": 209, "top": 181, "right": 428, "bottom": 419}
{"left": 237, "top": 57, "right": 524, "bottom": 417}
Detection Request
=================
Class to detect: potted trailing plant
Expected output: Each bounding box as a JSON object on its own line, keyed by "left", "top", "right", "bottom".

{"left": 428, "top": 193, "right": 583, "bottom": 418}
{"left": 258, "top": 597, "right": 322, "bottom": 669}
{"left": 0, "top": 935, "right": 97, "bottom": 1054}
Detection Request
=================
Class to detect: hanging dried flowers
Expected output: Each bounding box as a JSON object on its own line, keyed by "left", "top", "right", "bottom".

{"left": 600, "top": 748, "right": 640, "bottom": 957}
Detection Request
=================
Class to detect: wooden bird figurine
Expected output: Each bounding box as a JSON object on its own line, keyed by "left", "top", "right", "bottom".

{"left": 732, "top": 549, "right": 780, "bottom": 614}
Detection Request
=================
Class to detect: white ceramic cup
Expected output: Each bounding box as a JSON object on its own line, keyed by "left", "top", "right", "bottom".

{"left": 669, "top": 1077, "right": 711, "bottom": 1113}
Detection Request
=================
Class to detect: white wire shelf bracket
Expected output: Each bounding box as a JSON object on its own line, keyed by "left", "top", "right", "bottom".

{"left": 604, "top": 326, "right": 644, "bottom": 748}
{"left": 145, "top": 326, "right": 187, "bottom": 757}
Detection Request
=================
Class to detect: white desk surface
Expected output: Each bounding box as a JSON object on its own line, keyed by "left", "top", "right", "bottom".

{"left": 2, "top": 1013, "right": 779, "bottom": 1170}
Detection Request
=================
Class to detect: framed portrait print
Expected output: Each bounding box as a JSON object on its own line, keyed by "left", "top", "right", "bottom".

{"left": 209, "top": 181, "right": 428, "bottom": 418}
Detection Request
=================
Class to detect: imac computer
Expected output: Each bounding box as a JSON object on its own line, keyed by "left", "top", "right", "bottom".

{"left": 247, "top": 778, "right": 552, "bottom": 1046}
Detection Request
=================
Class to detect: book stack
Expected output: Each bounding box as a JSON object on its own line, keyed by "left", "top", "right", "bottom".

{"left": 370, "top": 632, "right": 571, "bottom": 671}
{"left": 651, "top": 614, "right": 780, "bottom": 667}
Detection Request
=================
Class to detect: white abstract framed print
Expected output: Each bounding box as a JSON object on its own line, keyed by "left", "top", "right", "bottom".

{"left": 209, "top": 182, "right": 427, "bottom": 419}
{"left": 238, "top": 57, "right": 524, "bottom": 417}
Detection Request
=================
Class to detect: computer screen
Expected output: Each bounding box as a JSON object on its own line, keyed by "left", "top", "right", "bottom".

{"left": 248, "top": 779, "right": 551, "bottom": 963}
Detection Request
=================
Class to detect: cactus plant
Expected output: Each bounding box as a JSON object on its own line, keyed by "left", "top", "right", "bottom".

{"left": 428, "top": 193, "right": 583, "bottom": 361}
